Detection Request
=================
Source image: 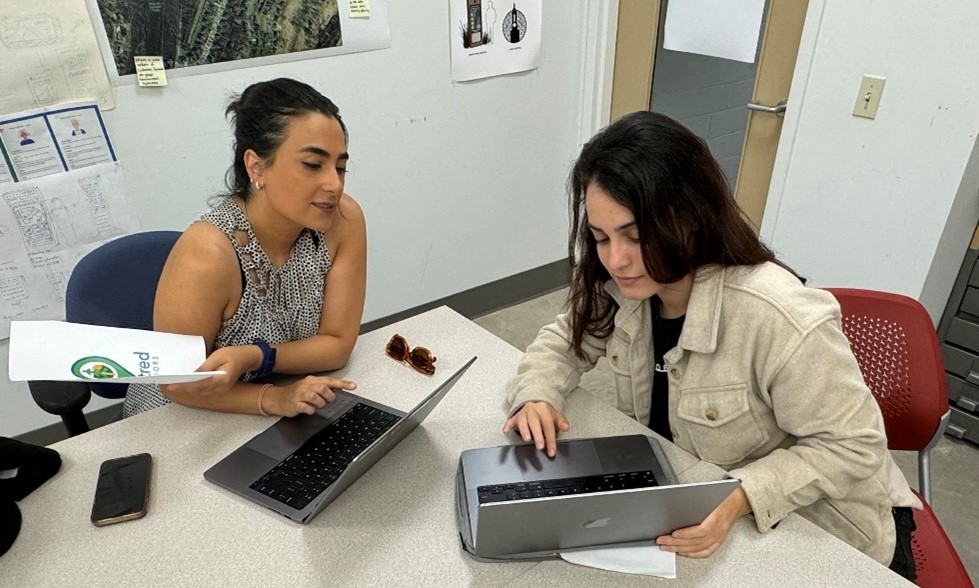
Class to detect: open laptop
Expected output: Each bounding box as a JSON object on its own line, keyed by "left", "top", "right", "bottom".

{"left": 205, "top": 356, "right": 476, "bottom": 524}
{"left": 456, "top": 434, "right": 740, "bottom": 560}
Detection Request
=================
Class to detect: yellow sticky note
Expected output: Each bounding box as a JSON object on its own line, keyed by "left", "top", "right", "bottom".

{"left": 348, "top": 0, "right": 370, "bottom": 18}
{"left": 133, "top": 56, "right": 168, "bottom": 87}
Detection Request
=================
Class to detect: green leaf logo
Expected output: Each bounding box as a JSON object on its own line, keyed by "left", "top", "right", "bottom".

{"left": 71, "top": 356, "right": 135, "bottom": 379}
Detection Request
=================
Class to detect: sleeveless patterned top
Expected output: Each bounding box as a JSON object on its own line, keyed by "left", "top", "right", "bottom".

{"left": 123, "top": 198, "right": 332, "bottom": 417}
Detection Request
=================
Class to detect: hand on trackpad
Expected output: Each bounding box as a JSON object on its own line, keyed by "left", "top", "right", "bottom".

{"left": 513, "top": 439, "right": 603, "bottom": 481}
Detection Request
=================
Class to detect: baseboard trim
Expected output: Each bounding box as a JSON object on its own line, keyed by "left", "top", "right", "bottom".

{"left": 360, "top": 258, "right": 571, "bottom": 333}
{"left": 16, "top": 259, "right": 570, "bottom": 446}
{"left": 16, "top": 403, "right": 122, "bottom": 447}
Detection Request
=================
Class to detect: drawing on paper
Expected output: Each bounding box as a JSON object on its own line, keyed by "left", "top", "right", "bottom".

{"left": 3, "top": 187, "right": 60, "bottom": 254}
{"left": 0, "top": 275, "right": 29, "bottom": 305}
{"left": 0, "top": 160, "right": 140, "bottom": 339}
{"left": 48, "top": 197, "right": 78, "bottom": 242}
{"left": 59, "top": 48, "right": 102, "bottom": 98}
{"left": 502, "top": 4, "right": 527, "bottom": 44}
{"left": 458, "top": 0, "right": 496, "bottom": 48}
{"left": 46, "top": 271, "right": 67, "bottom": 301}
{"left": 94, "top": 0, "right": 344, "bottom": 76}
{"left": 27, "top": 71, "right": 58, "bottom": 104}
{"left": 0, "top": 16, "right": 63, "bottom": 49}
{"left": 78, "top": 176, "right": 120, "bottom": 238}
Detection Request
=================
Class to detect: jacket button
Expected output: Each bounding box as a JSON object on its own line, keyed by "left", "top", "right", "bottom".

{"left": 610, "top": 355, "right": 619, "bottom": 366}
{"left": 669, "top": 368, "right": 680, "bottom": 380}
{"left": 705, "top": 408, "right": 719, "bottom": 421}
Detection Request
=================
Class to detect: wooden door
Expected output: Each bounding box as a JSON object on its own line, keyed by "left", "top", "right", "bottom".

{"left": 610, "top": 0, "right": 811, "bottom": 231}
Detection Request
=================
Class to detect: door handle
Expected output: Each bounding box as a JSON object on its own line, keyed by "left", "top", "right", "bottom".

{"left": 746, "top": 100, "right": 787, "bottom": 115}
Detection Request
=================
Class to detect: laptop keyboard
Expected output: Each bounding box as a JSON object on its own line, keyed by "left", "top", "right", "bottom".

{"left": 476, "top": 470, "right": 658, "bottom": 504}
{"left": 249, "top": 403, "right": 400, "bottom": 510}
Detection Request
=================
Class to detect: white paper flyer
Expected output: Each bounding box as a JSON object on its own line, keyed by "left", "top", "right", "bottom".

{"left": 8, "top": 321, "right": 223, "bottom": 384}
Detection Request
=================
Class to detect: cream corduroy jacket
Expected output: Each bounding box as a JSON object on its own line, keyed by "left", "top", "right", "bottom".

{"left": 506, "top": 263, "right": 919, "bottom": 564}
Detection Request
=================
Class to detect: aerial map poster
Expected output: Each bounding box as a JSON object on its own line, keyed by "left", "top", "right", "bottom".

{"left": 84, "top": 0, "right": 390, "bottom": 81}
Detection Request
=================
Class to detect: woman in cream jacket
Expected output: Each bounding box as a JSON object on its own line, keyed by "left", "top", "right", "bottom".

{"left": 503, "top": 111, "right": 919, "bottom": 580}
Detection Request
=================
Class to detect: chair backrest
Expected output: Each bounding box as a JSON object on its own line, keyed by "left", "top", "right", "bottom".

{"left": 65, "top": 230, "right": 181, "bottom": 399}
{"left": 825, "top": 288, "right": 949, "bottom": 451}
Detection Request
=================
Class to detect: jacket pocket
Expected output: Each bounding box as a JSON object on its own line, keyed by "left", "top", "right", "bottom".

{"left": 676, "top": 384, "right": 767, "bottom": 466}
{"left": 606, "top": 332, "right": 636, "bottom": 415}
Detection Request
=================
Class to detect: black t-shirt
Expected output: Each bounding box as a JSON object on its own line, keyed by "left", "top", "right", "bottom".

{"left": 650, "top": 297, "right": 685, "bottom": 441}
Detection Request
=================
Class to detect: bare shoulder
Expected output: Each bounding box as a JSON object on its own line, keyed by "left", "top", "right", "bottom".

{"left": 337, "top": 192, "right": 365, "bottom": 230}
{"left": 155, "top": 221, "right": 241, "bottom": 333}
{"left": 165, "top": 221, "right": 238, "bottom": 282}
{"left": 324, "top": 193, "right": 366, "bottom": 253}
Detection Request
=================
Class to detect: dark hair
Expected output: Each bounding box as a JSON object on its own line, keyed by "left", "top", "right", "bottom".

{"left": 567, "top": 110, "right": 785, "bottom": 356}
{"left": 224, "top": 78, "right": 347, "bottom": 199}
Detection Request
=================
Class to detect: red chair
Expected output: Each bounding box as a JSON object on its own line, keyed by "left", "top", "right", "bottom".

{"left": 827, "top": 288, "right": 973, "bottom": 588}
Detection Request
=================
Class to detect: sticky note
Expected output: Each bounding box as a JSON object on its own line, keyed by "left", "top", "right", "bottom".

{"left": 348, "top": 0, "right": 370, "bottom": 18}
{"left": 133, "top": 56, "right": 168, "bottom": 87}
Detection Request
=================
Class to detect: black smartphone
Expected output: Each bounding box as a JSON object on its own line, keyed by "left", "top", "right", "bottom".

{"left": 91, "top": 453, "right": 151, "bottom": 527}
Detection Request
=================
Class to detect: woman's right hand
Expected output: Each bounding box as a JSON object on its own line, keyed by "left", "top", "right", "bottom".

{"left": 502, "top": 401, "right": 570, "bottom": 457}
{"left": 269, "top": 375, "right": 357, "bottom": 417}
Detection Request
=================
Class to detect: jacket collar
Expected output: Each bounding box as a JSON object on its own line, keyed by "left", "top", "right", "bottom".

{"left": 603, "top": 280, "right": 645, "bottom": 327}
{"left": 602, "top": 265, "right": 725, "bottom": 354}
{"left": 681, "top": 266, "right": 725, "bottom": 354}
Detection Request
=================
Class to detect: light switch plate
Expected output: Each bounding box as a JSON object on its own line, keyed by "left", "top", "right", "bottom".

{"left": 853, "top": 75, "right": 886, "bottom": 119}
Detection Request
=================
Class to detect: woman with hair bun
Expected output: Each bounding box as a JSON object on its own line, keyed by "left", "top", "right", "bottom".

{"left": 125, "top": 78, "right": 366, "bottom": 419}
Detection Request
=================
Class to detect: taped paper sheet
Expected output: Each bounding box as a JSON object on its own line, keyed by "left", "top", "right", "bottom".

{"left": 0, "top": 0, "right": 114, "bottom": 110}
{"left": 663, "top": 0, "right": 766, "bottom": 63}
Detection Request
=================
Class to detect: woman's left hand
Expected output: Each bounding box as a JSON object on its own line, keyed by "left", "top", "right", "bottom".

{"left": 656, "top": 486, "right": 751, "bottom": 558}
{"left": 164, "top": 344, "right": 261, "bottom": 396}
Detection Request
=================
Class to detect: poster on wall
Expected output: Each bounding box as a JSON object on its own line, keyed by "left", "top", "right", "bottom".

{"left": 0, "top": 102, "right": 117, "bottom": 183}
{"left": 449, "top": 0, "right": 542, "bottom": 82}
{"left": 0, "top": 161, "right": 140, "bottom": 339}
{"left": 0, "top": 0, "right": 115, "bottom": 112}
{"left": 83, "top": 0, "right": 392, "bottom": 83}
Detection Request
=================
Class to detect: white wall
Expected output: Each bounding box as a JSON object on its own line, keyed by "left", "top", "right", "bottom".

{"left": 0, "top": 3, "right": 617, "bottom": 438}
{"left": 762, "top": 0, "right": 979, "bottom": 323}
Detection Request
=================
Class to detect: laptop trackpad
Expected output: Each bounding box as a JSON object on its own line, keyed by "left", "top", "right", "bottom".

{"left": 512, "top": 440, "right": 604, "bottom": 481}
{"left": 593, "top": 434, "right": 658, "bottom": 473}
{"left": 248, "top": 414, "right": 326, "bottom": 461}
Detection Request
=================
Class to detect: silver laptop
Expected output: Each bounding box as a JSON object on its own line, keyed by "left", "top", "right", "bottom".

{"left": 456, "top": 434, "right": 740, "bottom": 560}
{"left": 205, "top": 356, "right": 477, "bottom": 524}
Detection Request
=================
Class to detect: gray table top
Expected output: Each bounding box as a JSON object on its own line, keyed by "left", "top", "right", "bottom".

{"left": 4, "top": 306, "right": 912, "bottom": 587}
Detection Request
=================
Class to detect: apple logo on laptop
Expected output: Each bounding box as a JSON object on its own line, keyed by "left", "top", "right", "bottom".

{"left": 584, "top": 517, "right": 611, "bottom": 529}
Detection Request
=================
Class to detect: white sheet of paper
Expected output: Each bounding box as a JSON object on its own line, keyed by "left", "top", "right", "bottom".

{"left": 449, "top": 0, "right": 543, "bottom": 82}
{"left": 0, "top": 162, "right": 141, "bottom": 339}
{"left": 560, "top": 544, "right": 676, "bottom": 578}
{"left": 87, "top": 371, "right": 225, "bottom": 384}
{"left": 0, "top": 102, "right": 118, "bottom": 182}
{"left": 0, "top": 0, "right": 114, "bottom": 111}
{"left": 7, "top": 320, "right": 224, "bottom": 384}
{"left": 663, "top": 0, "right": 766, "bottom": 63}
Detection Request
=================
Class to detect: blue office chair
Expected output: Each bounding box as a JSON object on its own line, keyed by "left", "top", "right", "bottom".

{"left": 29, "top": 230, "right": 182, "bottom": 436}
